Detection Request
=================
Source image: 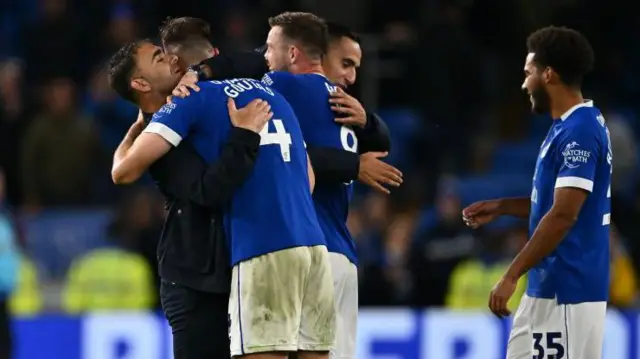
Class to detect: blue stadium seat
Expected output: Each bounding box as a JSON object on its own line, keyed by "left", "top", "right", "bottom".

{"left": 490, "top": 141, "right": 539, "bottom": 176}
{"left": 457, "top": 174, "right": 532, "bottom": 206}
{"left": 24, "top": 209, "right": 113, "bottom": 278}
{"left": 376, "top": 108, "right": 423, "bottom": 166}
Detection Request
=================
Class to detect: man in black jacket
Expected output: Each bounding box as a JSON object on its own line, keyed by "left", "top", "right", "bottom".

{"left": 111, "top": 88, "right": 270, "bottom": 359}
{"left": 162, "top": 17, "right": 401, "bottom": 192}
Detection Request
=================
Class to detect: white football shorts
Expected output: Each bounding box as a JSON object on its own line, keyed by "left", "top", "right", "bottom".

{"left": 507, "top": 294, "right": 606, "bottom": 359}
{"left": 228, "top": 245, "right": 336, "bottom": 356}
{"left": 328, "top": 252, "right": 358, "bottom": 359}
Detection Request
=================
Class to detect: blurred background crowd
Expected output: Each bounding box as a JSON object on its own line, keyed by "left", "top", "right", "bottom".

{"left": 0, "top": 0, "right": 639, "bottom": 316}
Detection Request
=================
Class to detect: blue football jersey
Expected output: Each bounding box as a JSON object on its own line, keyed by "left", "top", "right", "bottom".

{"left": 146, "top": 79, "right": 325, "bottom": 265}
{"left": 263, "top": 71, "right": 358, "bottom": 264}
{"left": 528, "top": 101, "right": 611, "bottom": 304}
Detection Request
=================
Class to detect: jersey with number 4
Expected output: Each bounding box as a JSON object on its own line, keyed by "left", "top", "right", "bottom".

{"left": 528, "top": 101, "right": 611, "bottom": 304}
{"left": 147, "top": 79, "right": 325, "bottom": 266}
{"left": 263, "top": 71, "right": 358, "bottom": 265}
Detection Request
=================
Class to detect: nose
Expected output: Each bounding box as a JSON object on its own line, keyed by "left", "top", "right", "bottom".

{"left": 346, "top": 70, "right": 356, "bottom": 86}
{"left": 169, "top": 55, "right": 179, "bottom": 65}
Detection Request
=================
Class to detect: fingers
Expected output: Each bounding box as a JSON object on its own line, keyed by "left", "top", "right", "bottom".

{"left": 488, "top": 291, "right": 511, "bottom": 318}
{"left": 166, "top": 96, "right": 173, "bottom": 104}
{"left": 334, "top": 117, "right": 364, "bottom": 127}
{"left": 369, "top": 151, "right": 388, "bottom": 159}
{"left": 329, "top": 96, "right": 352, "bottom": 106}
{"left": 374, "top": 163, "right": 403, "bottom": 186}
{"left": 462, "top": 215, "right": 478, "bottom": 228}
{"left": 172, "top": 84, "right": 192, "bottom": 98}
{"left": 332, "top": 107, "right": 358, "bottom": 117}
{"left": 462, "top": 202, "right": 483, "bottom": 217}
{"left": 362, "top": 176, "right": 391, "bottom": 195}
{"left": 227, "top": 97, "right": 238, "bottom": 112}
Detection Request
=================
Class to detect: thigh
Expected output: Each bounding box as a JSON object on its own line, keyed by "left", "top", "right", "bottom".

{"left": 328, "top": 253, "right": 358, "bottom": 359}
{"left": 229, "top": 248, "right": 310, "bottom": 356}
{"left": 506, "top": 294, "right": 535, "bottom": 359}
{"left": 299, "top": 246, "right": 336, "bottom": 352}
{"left": 161, "top": 280, "right": 230, "bottom": 359}
{"left": 565, "top": 301, "right": 607, "bottom": 359}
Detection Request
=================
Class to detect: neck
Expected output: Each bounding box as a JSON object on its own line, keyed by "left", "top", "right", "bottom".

{"left": 291, "top": 61, "right": 325, "bottom": 76}
{"left": 138, "top": 93, "right": 168, "bottom": 114}
{"left": 550, "top": 87, "right": 584, "bottom": 119}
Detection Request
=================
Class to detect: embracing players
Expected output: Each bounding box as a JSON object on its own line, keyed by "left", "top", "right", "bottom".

{"left": 160, "top": 14, "right": 398, "bottom": 359}
{"left": 107, "top": 40, "right": 335, "bottom": 359}
{"left": 463, "top": 26, "right": 610, "bottom": 359}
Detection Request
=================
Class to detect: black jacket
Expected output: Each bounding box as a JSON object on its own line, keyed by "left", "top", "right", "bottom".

{"left": 146, "top": 118, "right": 260, "bottom": 293}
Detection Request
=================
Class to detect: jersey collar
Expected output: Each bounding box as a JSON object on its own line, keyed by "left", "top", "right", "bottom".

{"left": 560, "top": 100, "right": 594, "bottom": 121}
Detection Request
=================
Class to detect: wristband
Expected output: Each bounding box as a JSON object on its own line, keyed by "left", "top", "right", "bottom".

{"left": 187, "top": 64, "right": 206, "bottom": 81}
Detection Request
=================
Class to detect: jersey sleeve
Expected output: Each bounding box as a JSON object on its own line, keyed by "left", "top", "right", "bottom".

{"left": 144, "top": 95, "right": 202, "bottom": 147}
{"left": 554, "top": 125, "right": 601, "bottom": 192}
{"left": 261, "top": 71, "right": 294, "bottom": 94}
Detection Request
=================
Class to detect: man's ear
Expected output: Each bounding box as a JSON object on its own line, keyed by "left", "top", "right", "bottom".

{"left": 131, "top": 77, "right": 151, "bottom": 93}
{"left": 288, "top": 45, "right": 298, "bottom": 64}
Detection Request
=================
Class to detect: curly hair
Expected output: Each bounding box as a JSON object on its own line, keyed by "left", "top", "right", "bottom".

{"left": 526, "top": 26, "right": 594, "bottom": 87}
{"left": 107, "top": 40, "right": 148, "bottom": 104}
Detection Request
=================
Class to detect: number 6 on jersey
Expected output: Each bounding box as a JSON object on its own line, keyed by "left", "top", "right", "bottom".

{"left": 260, "top": 119, "right": 292, "bottom": 162}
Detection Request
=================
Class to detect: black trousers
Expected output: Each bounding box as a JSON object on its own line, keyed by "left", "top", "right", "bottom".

{"left": 0, "top": 299, "right": 11, "bottom": 359}
{"left": 160, "top": 280, "right": 230, "bottom": 359}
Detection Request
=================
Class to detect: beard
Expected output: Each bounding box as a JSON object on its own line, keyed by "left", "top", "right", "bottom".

{"left": 530, "top": 85, "right": 551, "bottom": 114}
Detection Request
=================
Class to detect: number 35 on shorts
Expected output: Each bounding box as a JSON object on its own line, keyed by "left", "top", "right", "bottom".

{"left": 533, "top": 331, "right": 565, "bottom": 359}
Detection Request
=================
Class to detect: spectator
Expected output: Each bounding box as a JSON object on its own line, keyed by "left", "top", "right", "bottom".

{"left": 409, "top": 179, "right": 475, "bottom": 306}
{"left": 445, "top": 227, "right": 526, "bottom": 311}
{"left": 0, "top": 60, "right": 29, "bottom": 206}
{"left": 107, "top": 187, "right": 163, "bottom": 309}
{"left": 61, "top": 193, "right": 157, "bottom": 313}
{"left": 21, "top": 77, "right": 102, "bottom": 207}
{"left": 609, "top": 224, "right": 638, "bottom": 308}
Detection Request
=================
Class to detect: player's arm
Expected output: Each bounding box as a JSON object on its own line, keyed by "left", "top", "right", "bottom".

{"left": 307, "top": 152, "right": 316, "bottom": 192}
{"left": 153, "top": 128, "right": 261, "bottom": 209}
{"left": 497, "top": 197, "right": 531, "bottom": 218}
{"left": 307, "top": 147, "right": 360, "bottom": 184}
{"left": 112, "top": 96, "right": 200, "bottom": 184}
{"left": 354, "top": 112, "right": 391, "bottom": 153}
{"left": 505, "top": 128, "right": 600, "bottom": 280}
{"left": 330, "top": 89, "right": 391, "bottom": 153}
{"left": 112, "top": 121, "right": 172, "bottom": 184}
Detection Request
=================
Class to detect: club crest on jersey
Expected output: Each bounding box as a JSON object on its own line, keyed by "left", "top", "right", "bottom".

{"left": 562, "top": 141, "right": 591, "bottom": 169}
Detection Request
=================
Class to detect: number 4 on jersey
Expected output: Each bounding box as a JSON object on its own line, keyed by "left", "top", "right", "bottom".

{"left": 260, "top": 119, "right": 292, "bottom": 162}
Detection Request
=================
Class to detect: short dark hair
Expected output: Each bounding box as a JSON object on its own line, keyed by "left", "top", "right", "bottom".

{"left": 107, "top": 39, "right": 148, "bottom": 104}
{"left": 326, "top": 21, "right": 360, "bottom": 44}
{"left": 526, "top": 26, "right": 594, "bottom": 87}
{"left": 160, "top": 17, "right": 210, "bottom": 47}
{"left": 268, "top": 12, "right": 328, "bottom": 60}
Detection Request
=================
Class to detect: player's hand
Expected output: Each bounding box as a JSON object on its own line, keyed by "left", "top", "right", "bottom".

{"left": 126, "top": 111, "right": 146, "bottom": 141}
{"left": 489, "top": 275, "right": 517, "bottom": 318}
{"left": 167, "top": 71, "right": 200, "bottom": 103}
{"left": 462, "top": 199, "right": 501, "bottom": 228}
{"left": 330, "top": 88, "right": 367, "bottom": 128}
{"left": 358, "top": 152, "right": 403, "bottom": 194}
{"left": 227, "top": 98, "right": 273, "bottom": 133}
